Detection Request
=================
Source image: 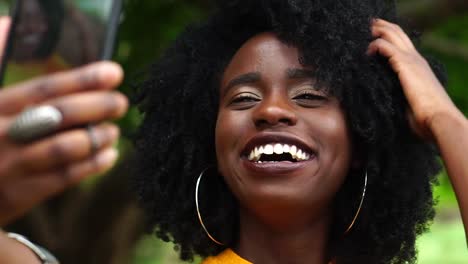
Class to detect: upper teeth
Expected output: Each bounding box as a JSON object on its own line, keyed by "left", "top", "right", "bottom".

{"left": 247, "top": 143, "right": 311, "bottom": 162}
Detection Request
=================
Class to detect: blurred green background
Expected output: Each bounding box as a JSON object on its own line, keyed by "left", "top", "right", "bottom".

{"left": 1, "top": 0, "right": 468, "bottom": 263}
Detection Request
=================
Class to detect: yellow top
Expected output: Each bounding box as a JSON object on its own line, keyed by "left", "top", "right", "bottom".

{"left": 202, "top": 249, "right": 252, "bottom": 264}
{"left": 201, "top": 249, "right": 337, "bottom": 264}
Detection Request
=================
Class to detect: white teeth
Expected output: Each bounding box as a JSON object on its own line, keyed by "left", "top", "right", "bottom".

{"left": 296, "top": 149, "right": 302, "bottom": 160}
{"left": 274, "top": 143, "right": 283, "bottom": 154}
{"left": 248, "top": 150, "right": 255, "bottom": 161}
{"left": 290, "top": 145, "right": 297, "bottom": 156}
{"left": 247, "top": 143, "right": 311, "bottom": 162}
{"left": 264, "top": 144, "right": 274, "bottom": 155}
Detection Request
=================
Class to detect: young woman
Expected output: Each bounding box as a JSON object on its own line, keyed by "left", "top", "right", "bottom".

{"left": 0, "top": 1, "right": 467, "bottom": 263}
{"left": 132, "top": 1, "right": 468, "bottom": 263}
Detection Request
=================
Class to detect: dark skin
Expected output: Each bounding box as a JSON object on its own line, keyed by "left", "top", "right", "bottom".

{"left": 0, "top": 17, "right": 128, "bottom": 264}
{"left": 0, "top": 11, "right": 468, "bottom": 264}
{"left": 216, "top": 32, "right": 353, "bottom": 264}
{"left": 215, "top": 18, "right": 468, "bottom": 263}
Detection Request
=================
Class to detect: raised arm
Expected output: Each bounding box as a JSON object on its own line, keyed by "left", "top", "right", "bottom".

{"left": 429, "top": 102, "right": 468, "bottom": 237}
{"left": 368, "top": 18, "right": 468, "bottom": 240}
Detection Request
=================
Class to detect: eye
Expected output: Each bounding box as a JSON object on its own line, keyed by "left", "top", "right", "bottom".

{"left": 292, "top": 90, "right": 327, "bottom": 107}
{"left": 231, "top": 94, "right": 259, "bottom": 103}
{"left": 229, "top": 92, "right": 261, "bottom": 109}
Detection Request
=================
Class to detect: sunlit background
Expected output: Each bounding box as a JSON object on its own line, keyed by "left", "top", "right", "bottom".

{"left": 1, "top": 0, "right": 467, "bottom": 263}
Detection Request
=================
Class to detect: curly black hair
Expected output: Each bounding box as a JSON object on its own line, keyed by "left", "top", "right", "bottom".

{"left": 132, "top": 0, "right": 447, "bottom": 263}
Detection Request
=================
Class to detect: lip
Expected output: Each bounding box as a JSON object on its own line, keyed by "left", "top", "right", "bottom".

{"left": 241, "top": 132, "right": 317, "bottom": 157}
{"left": 241, "top": 158, "right": 316, "bottom": 175}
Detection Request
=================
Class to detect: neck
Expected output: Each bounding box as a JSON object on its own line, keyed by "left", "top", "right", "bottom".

{"left": 235, "top": 207, "right": 332, "bottom": 264}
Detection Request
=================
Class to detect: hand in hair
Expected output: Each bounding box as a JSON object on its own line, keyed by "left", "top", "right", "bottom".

{"left": 368, "top": 18, "right": 458, "bottom": 140}
{"left": 368, "top": 17, "right": 468, "bottom": 245}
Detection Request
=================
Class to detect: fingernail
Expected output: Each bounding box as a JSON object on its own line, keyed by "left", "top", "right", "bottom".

{"left": 98, "top": 148, "right": 119, "bottom": 166}
{"left": 0, "top": 16, "right": 10, "bottom": 27}
{"left": 108, "top": 125, "right": 120, "bottom": 140}
{"left": 111, "top": 92, "right": 129, "bottom": 116}
{"left": 102, "top": 62, "right": 124, "bottom": 83}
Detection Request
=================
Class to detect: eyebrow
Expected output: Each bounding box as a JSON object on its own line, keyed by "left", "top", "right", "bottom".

{"left": 286, "top": 68, "right": 316, "bottom": 79}
{"left": 223, "top": 72, "right": 261, "bottom": 94}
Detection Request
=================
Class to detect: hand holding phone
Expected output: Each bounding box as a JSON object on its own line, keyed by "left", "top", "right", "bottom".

{"left": 0, "top": 1, "right": 128, "bottom": 227}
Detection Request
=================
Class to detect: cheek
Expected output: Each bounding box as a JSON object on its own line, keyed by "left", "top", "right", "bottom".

{"left": 307, "top": 109, "right": 353, "bottom": 178}
{"left": 215, "top": 110, "right": 246, "bottom": 168}
{"left": 324, "top": 114, "right": 353, "bottom": 175}
{"left": 323, "top": 114, "right": 351, "bottom": 148}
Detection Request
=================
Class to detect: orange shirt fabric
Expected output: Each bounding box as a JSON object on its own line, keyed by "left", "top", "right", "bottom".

{"left": 201, "top": 248, "right": 337, "bottom": 264}
{"left": 202, "top": 249, "right": 252, "bottom": 264}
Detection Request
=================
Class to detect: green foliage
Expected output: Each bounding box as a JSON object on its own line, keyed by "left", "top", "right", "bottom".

{"left": 423, "top": 14, "right": 468, "bottom": 208}
{"left": 418, "top": 14, "right": 468, "bottom": 263}
{"left": 417, "top": 219, "right": 468, "bottom": 263}
{"left": 115, "top": 0, "right": 209, "bottom": 137}
{"left": 424, "top": 15, "right": 468, "bottom": 115}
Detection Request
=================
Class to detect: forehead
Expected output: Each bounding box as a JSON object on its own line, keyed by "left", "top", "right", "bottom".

{"left": 222, "top": 32, "right": 303, "bottom": 81}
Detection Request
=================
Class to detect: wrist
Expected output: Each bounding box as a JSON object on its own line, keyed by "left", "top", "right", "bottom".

{"left": 429, "top": 107, "right": 467, "bottom": 140}
{"left": 0, "top": 231, "right": 41, "bottom": 264}
{"left": 7, "top": 233, "right": 60, "bottom": 264}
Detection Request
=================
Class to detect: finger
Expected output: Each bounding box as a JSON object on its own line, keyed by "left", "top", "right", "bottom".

{"left": 46, "top": 91, "right": 128, "bottom": 129}
{"left": 14, "top": 123, "right": 119, "bottom": 173}
{"left": 371, "top": 25, "right": 409, "bottom": 51}
{"left": 0, "top": 17, "right": 11, "bottom": 62}
{"left": 29, "top": 147, "right": 118, "bottom": 206}
{"left": 0, "top": 147, "right": 118, "bottom": 225}
{"left": 367, "top": 38, "right": 399, "bottom": 59}
{"left": 0, "top": 61, "right": 124, "bottom": 115}
{"left": 373, "top": 19, "right": 415, "bottom": 50}
{"left": 0, "top": 91, "right": 127, "bottom": 143}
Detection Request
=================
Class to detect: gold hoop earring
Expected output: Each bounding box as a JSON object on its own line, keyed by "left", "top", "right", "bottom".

{"left": 195, "top": 167, "right": 225, "bottom": 246}
{"left": 344, "top": 171, "right": 368, "bottom": 235}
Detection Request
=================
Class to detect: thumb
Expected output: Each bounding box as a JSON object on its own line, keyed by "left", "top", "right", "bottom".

{"left": 0, "top": 16, "right": 11, "bottom": 62}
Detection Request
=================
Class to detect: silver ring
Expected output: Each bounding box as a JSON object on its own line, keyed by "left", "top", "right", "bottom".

{"left": 86, "top": 124, "right": 99, "bottom": 154}
{"left": 7, "top": 105, "right": 63, "bottom": 143}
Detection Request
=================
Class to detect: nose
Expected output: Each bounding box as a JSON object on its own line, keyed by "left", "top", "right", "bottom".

{"left": 253, "top": 93, "right": 298, "bottom": 128}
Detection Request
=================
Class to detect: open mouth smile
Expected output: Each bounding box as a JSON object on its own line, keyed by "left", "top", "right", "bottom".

{"left": 247, "top": 143, "right": 312, "bottom": 163}
{"left": 240, "top": 133, "right": 317, "bottom": 173}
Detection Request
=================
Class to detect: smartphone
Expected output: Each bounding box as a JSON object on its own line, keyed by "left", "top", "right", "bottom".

{"left": 0, "top": 0, "right": 122, "bottom": 86}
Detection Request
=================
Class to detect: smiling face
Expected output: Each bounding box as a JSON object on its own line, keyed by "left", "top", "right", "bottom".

{"left": 216, "top": 33, "right": 354, "bottom": 223}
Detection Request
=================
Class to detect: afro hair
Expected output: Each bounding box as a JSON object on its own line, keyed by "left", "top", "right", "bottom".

{"left": 132, "top": 0, "right": 446, "bottom": 263}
